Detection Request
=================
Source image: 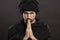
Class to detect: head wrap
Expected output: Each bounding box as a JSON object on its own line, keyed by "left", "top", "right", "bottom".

{"left": 18, "top": 0, "right": 40, "bottom": 14}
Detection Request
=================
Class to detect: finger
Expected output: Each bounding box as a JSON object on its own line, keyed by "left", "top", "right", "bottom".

{"left": 29, "top": 30, "right": 37, "bottom": 40}
{"left": 23, "top": 36, "right": 28, "bottom": 40}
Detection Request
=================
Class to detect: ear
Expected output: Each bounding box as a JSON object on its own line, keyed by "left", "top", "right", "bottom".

{"left": 35, "top": 13, "right": 36, "bottom": 17}
{"left": 23, "top": 13, "right": 24, "bottom": 16}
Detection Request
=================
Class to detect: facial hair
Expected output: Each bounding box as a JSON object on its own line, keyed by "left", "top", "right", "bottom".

{"left": 26, "top": 18, "right": 34, "bottom": 23}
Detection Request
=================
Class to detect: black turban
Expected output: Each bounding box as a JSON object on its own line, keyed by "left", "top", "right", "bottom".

{"left": 18, "top": 0, "right": 40, "bottom": 14}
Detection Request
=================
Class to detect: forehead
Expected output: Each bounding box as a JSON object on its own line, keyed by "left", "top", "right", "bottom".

{"left": 23, "top": 11, "right": 36, "bottom": 13}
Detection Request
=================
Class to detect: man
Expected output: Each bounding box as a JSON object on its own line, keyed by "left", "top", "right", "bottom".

{"left": 8, "top": 0, "right": 50, "bottom": 40}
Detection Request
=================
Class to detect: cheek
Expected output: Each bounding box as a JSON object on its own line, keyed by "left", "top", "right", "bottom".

{"left": 23, "top": 14, "right": 27, "bottom": 19}
{"left": 31, "top": 15, "right": 36, "bottom": 19}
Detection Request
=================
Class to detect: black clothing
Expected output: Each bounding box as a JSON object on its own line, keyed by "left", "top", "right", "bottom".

{"left": 8, "top": 19, "right": 50, "bottom": 40}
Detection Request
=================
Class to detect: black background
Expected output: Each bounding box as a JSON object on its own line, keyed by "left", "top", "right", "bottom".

{"left": 0, "top": 0, "right": 60, "bottom": 40}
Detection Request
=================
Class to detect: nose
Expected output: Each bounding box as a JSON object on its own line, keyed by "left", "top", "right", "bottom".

{"left": 27, "top": 14, "right": 31, "bottom": 18}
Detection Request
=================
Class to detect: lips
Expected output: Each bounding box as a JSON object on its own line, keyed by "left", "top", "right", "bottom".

{"left": 25, "top": 18, "right": 32, "bottom": 23}
{"left": 27, "top": 18, "right": 32, "bottom": 20}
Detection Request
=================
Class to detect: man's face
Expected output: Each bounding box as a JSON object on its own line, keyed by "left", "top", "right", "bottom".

{"left": 23, "top": 11, "right": 36, "bottom": 21}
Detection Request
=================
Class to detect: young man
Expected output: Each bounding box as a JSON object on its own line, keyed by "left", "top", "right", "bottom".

{"left": 8, "top": 0, "right": 50, "bottom": 40}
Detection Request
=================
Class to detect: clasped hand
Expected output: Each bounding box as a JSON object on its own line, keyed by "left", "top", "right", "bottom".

{"left": 23, "top": 20, "right": 37, "bottom": 40}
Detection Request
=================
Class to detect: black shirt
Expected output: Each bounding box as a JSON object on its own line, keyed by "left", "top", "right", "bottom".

{"left": 8, "top": 19, "right": 50, "bottom": 40}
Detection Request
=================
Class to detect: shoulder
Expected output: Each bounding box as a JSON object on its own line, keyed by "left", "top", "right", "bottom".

{"left": 8, "top": 21, "right": 22, "bottom": 39}
{"left": 37, "top": 19, "right": 49, "bottom": 29}
{"left": 8, "top": 19, "right": 24, "bottom": 34}
{"left": 8, "top": 24, "right": 18, "bottom": 31}
{"left": 8, "top": 19, "right": 24, "bottom": 31}
{"left": 8, "top": 24, "right": 16, "bottom": 40}
{"left": 8, "top": 23, "right": 23, "bottom": 40}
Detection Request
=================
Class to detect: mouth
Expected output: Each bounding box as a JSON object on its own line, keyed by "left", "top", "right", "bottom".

{"left": 27, "top": 18, "right": 32, "bottom": 21}
{"left": 26, "top": 18, "right": 33, "bottom": 23}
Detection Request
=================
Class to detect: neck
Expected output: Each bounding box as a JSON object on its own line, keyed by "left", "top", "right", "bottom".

{"left": 24, "top": 19, "right": 36, "bottom": 24}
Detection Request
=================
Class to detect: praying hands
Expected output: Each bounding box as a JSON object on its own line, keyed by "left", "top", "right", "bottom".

{"left": 23, "top": 20, "right": 37, "bottom": 40}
